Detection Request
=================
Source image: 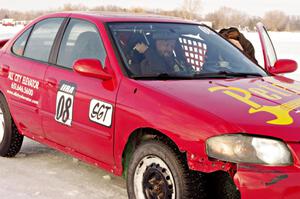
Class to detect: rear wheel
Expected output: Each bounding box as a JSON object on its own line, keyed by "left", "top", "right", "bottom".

{"left": 127, "top": 140, "right": 207, "bottom": 199}
{"left": 0, "top": 94, "right": 23, "bottom": 157}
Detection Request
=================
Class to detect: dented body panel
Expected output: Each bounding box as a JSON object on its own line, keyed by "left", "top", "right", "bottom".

{"left": 232, "top": 142, "right": 300, "bottom": 198}
{"left": 234, "top": 164, "right": 300, "bottom": 199}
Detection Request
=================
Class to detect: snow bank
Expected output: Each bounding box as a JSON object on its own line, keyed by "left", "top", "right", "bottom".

{"left": 244, "top": 31, "right": 300, "bottom": 80}
{"left": 0, "top": 25, "right": 23, "bottom": 40}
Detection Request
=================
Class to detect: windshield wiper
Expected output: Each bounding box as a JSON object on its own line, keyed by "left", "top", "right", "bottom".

{"left": 132, "top": 71, "right": 263, "bottom": 80}
{"left": 193, "top": 71, "right": 264, "bottom": 78}
{"left": 132, "top": 73, "right": 192, "bottom": 80}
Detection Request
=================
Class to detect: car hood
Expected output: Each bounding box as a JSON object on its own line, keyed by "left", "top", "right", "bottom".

{"left": 138, "top": 75, "right": 300, "bottom": 142}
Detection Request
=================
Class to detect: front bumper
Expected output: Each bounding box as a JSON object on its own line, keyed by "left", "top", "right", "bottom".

{"left": 234, "top": 143, "right": 300, "bottom": 199}
{"left": 234, "top": 165, "right": 300, "bottom": 199}
{"left": 188, "top": 143, "right": 300, "bottom": 198}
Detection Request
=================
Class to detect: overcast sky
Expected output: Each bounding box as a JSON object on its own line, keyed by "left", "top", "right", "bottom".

{"left": 0, "top": 0, "right": 299, "bottom": 16}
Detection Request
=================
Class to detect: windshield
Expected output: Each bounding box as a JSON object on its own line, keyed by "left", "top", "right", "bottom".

{"left": 109, "top": 23, "right": 268, "bottom": 79}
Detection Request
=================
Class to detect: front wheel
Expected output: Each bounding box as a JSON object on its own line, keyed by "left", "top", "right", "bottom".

{"left": 127, "top": 140, "right": 206, "bottom": 199}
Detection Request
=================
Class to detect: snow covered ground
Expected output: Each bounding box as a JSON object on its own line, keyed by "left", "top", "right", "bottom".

{"left": 0, "top": 139, "right": 127, "bottom": 199}
{"left": 0, "top": 25, "right": 300, "bottom": 198}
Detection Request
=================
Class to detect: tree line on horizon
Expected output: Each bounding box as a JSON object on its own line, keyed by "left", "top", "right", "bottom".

{"left": 0, "top": 1, "right": 299, "bottom": 32}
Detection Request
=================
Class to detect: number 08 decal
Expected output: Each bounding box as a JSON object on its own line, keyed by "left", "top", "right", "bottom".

{"left": 55, "top": 81, "right": 77, "bottom": 126}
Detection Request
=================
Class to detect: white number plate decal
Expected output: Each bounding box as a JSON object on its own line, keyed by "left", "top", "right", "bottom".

{"left": 89, "top": 99, "right": 113, "bottom": 127}
{"left": 55, "top": 81, "right": 77, "bottom": 126}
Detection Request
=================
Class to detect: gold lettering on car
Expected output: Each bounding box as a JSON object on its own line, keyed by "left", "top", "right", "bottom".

{"left": 249, "top": 98, "right": 300, "bottom": 125}
{"left": 248, "top": 88, "right": 282, "bottom": 101}
{"left": 256, "top": 84, "right": 292, "bottom": 97}
{"left": 209, "top": 86, "right": 261, "bottom": 109}
{"left": 209, "top": 84, "right": 300, "bottom": 125}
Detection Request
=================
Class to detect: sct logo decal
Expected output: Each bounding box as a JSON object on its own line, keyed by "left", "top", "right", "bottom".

{"left": 209, "top": 84, "right": 300, "bottom": 125}
{"left": 55, "top": 81, "right": 77, "bottom": 126}
{"left": 89, "top": 99, "right": 113, "bottom": 127}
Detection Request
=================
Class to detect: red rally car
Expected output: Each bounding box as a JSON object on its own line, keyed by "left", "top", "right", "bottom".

{"left": 0, "top": 12, "right": 299, "bottom": 199}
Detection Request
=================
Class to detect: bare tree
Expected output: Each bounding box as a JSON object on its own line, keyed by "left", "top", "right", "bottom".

{"left": 181, "top": 0, "right": 202, "bottom": 20}
{"left": 62, "top": 3, "right": 88, "bottom": 11}
{"left": 263, "top": 10, "right": 289, "bottom": 31}
{"left": 246, "top": 16, "right": 262, "bottom": 31}
{"left": 205, "top": 7, "right": 249, "bottom": 29}
{"left": 288, "top": 15, "right": 300, "bottom": 31}
{"left": 1, "top": 3, "right": 300, "bottom": 32}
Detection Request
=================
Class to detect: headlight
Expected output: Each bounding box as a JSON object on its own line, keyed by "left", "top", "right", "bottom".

{"left": 206, "top": 134, "right": 293, "bottom": 166}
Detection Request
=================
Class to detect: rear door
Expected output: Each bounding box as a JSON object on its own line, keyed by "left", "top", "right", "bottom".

{"left": 41, "top": 18, "right": 117, "bottom": 165}
{"left": 256, "top": 22, "right": 278, "bottom": 71}
{"left": 0, "top": 18, "right": 65, "bottom": 137}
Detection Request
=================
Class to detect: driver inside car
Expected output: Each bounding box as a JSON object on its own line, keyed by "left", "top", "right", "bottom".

{"left": 135, "top": 32, "right": 194, "bottom": 75}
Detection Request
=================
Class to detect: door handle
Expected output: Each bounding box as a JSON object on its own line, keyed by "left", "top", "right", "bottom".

{"left": 0, "top": 64, "right": 9, "bottom": 76}
{"left": 45, "top": 78, "right": 57, "bottom": 87}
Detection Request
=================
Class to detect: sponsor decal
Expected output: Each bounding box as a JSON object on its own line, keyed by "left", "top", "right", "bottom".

{"left": 209, "top": 82, "right": 300, "bottom": 125}
{"left": 89, "top": 99, "right": 113, "bottom": 127}
{"left": 55, "top": 81, "right": 76, "bottom": 126}
{"left": 6, "top": 72, "right": 39, "bottom": 104}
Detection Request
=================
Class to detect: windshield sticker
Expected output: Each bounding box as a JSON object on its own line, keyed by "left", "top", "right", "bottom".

{"left": 6, "top": 72, "right": 40, "bottom": 105}
{"left": 55, "top": 81, "right": 77, "bottom": 126}
{"left": 209, "top": 83, "right": 300, "bottom": 126}
{"left": 179, "top": 36, "right": 207, "bottom": 71}
{"left": 198, "top": 26, "right": 211, "bottom": 35}
{"left": 89, "top": 99, "right": 113, "bottom": 127}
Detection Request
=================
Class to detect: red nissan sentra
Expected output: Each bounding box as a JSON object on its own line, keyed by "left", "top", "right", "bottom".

{"left": 0, "top": 12, "right": 299, "bottom": 199}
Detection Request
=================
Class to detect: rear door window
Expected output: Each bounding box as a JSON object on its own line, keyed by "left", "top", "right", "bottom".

{"left": 57, "top": 19, "right": 106, "bottom": 68}
{"left": 24, "top": 18, "right": 64, "bottom": 62}
{"left": 12, "top": 27, "right": 32, "bottom": 56}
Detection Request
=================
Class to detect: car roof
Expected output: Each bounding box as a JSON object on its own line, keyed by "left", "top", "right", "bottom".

{"left": 45, "top": 11, "right": 200, "bottom": 24}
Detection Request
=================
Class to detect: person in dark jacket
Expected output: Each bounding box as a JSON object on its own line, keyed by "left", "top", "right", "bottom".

{"left": 137, "top": 32, "right": 194, "bottom": 75}
{"left": 219, "top": 27, "right": 258, "bottom": 64}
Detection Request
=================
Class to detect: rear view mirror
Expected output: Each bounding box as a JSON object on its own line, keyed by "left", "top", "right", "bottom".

{"left": 73, "top": 59, "right": 112, "bottom": 80}
{"left": 268, "top": 59, "right": 298, "bottom": 74}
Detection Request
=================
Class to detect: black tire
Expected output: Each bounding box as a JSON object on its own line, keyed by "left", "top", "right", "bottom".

{"left": 0, "top": 93, "right": 23, "bottom": 157}
{"left": 207, "top": 171, "right": 240, "bottom": 199}
{"left": 127, "top": 140, "right": 207, "bottom": 199}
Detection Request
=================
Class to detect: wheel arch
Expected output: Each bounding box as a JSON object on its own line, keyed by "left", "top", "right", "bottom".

{"left": 0, "top": 89, "right": 18, "bottom": 125}
{"left": 0, "top": 90, "right": 11, "bottom": 110}
{"left": 120, "top": 127, "right": 185, "bottom": 178}
{"left": 0, "top": 90, "right": 6, "bottom": 100}
{"left": 118, "top": 126, "right": 237, "bottom": 179}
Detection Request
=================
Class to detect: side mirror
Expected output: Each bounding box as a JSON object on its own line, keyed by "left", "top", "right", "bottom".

{"left": 0, "top": 39, "right": 9, "bottom": 49}
{"left": 73, "top": 59, "right": 112, "bottom": 80}
{"left": 268, "top": 59, "right": 298, "bottom": 74}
